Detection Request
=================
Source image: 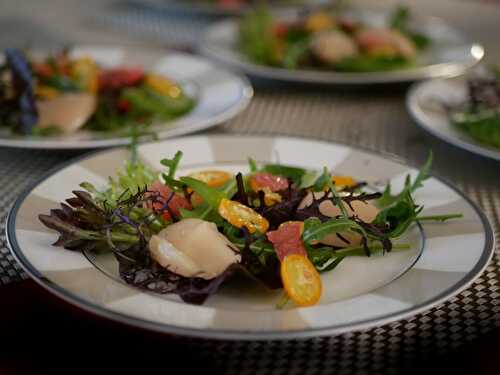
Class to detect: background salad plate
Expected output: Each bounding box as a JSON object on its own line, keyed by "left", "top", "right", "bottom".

{"left": 407, "top": 77, "right": 500, "bottom": 162}
{"left": 0, "top": 45, "right": 253, "bottom": 149}
{"left": 200, "top": 10, "right": 483, "bottom": 85}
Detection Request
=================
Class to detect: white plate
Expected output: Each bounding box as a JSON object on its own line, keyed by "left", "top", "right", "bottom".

{"left": 407, "top": 78, "right": 500, "bottom": 162}
{"left": 0, "top": 46, "right": 253, "bottom": 149}
{"left": 200, "top": 11, "right": 484, "bottom": 85}
{"left": 6, "top": 135, "right": 494, "bottom": 340}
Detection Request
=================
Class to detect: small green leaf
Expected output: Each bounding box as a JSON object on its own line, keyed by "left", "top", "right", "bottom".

{"left": 180, "top": 176, "right": 226, "bottom": 210}
{"left": 312, "top": 168, "right": 330, "bottom": 192}
{"left": 261, "top": 164, "right": 307, "bottom": 183}
{"left": 378, "top": 151, "right": 433, "bottom": 208}
{"left": 160, "top": 151, "right": 183, "bottom": 179}
{"left": 320, "top": 256, "right": 345, "bottom": 273}
{"left": 248, "top": 157, "right": 258, "bottom": 173}
{"left": 302, "top": 217, "right": 356, "bottom": 244}
{"left": 298, "top": 170, "right": 318, "bottom": 189}
{"left": 374, "top": 192, "right": 419, "bottom": 238}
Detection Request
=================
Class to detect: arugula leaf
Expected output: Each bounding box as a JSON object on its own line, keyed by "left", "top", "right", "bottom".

{"left": 178, "top": 177, "right": 237, "bottom": 221}
{"left": 390, "top": 5, "right": 410, "bottom": 31}
{"left": 239, "top": 7, "right": 278, "bottom": 65}
{"left": 261, "top": 164, "right": 307, "bottom": 183}
{"left": 312, "top": 168, "right": 330, "bottom": 192}
{"left": 179, "top": 176, "right": 226, "bottom": 210}
{"left": 283, "top": 38, "right": 310, "bottom": 70}
{"left": 161, "top": 151, "right": 183, "bottom": 179}
{"left": 324, "top": 167, "right": 349, "bottom": 218}
{"left": 160, "top": 151, "right": 184, "bottom": 191}
{"left": 307, "top": 246, "right": 337, "bottom": 270}
{"left": 389, "top": 5, "right": 430, "bottom": 50}
{"left": 179, "top": 205, "right": 223, "bottom": 225}
{"left": 302, "top": 217, "right": 366, "bottom": 244}
{"left": 374, "top": 192, "right": 422, "bottom": 238}
{"left": 248, "top": 157, "right": 258, "bottom": 173}
{"left": 298, "top": 170, "right": 318, "bottom": 189}
{"left": 377, "top": 151, "right": 433, "bottom": 208}
{"left": 320, "top": 256, "right": 346, "bottom": 273}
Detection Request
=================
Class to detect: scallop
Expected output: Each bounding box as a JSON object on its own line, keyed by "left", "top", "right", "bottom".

{"left": 299, "top": 191, "right": 379, "bottom": 247}
{"left": 311, "top": 30, "right": 359, "bottom": 65}
{"left": 149, "top": 218, "right": 240, "bottom": 280}
{"left": 36, "top": 93, "right": 97, "bottom": 134}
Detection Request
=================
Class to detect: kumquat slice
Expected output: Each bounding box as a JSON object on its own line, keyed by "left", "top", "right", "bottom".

{"left": 218, "top": 198, "right": 269, "bottom": 234}
{"left": 281, "top": 254, "right": 322, "bottom": 307}
{"left": 188, "top": 170, "right": 232, "bottom": 188}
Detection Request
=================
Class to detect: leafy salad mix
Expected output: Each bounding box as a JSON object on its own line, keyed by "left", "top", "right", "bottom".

{"left": 0, "top": 48, "right": 194, "bottom": 137}
{"left": 239, "top": 5, "right": 430, "bottom": 72}
{"left": 447, "top": 67, "right": 500, "bottom": 148}
{"left": 39, "top": 150, "right": 461, "bottom": 307}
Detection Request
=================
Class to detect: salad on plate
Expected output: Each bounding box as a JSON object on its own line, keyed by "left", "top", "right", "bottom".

{"left": 239, "top": 5, "right": 430, "bottom": 72}
{"left": 446, "top": 67, "right": 500, "bottom": 148}
{"left": 39, "top": 149, "right": 461, "bottom": 308}
{"left": 0, "top": 48, "right": 195, "bottom": 137}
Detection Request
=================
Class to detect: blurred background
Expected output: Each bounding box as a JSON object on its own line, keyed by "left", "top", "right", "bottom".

{"left": 2, "top": 0, "right": 499, "bottom": 63}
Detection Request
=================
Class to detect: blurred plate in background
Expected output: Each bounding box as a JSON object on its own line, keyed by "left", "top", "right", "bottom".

{"left": 0, "top": 45, "right": 253, "bottom": 149}
{"left": 200, "top": 9, "right": 483, "bottom": 84}
{"left": 407, "top": 77, "right": 500, "bottom": 162}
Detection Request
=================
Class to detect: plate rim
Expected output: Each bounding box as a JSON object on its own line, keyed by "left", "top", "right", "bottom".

{"left": 0, "top": 48, "right": 254, "bottom": 150}
{"left": 406, "top": 78, "right": 500, "bottom": 162}
{"left": 200, "top": 19, "right": 484, "bottom": 85}
{"left": 5, "top": 134, "right": 495, "bottom": 340}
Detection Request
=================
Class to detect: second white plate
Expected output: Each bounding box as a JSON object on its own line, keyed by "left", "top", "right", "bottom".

{"left": 200, "top": 11, "right": 483, "bottom": 85}
{"left": 407, "top": 77, "right": 500, "bottom": 162}
{"left": 0, "top": 45, "right": 253, "bottom": 149}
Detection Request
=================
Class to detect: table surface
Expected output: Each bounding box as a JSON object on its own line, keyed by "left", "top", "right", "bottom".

{"left": 1, "top": 0, "right": 499, "bottom": 374}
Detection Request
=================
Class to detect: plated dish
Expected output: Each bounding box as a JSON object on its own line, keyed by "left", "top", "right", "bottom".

{"left": 407, "top": 68, "right": 500, "bottom": 161}
{"left": 240, "top": 6, "right": 429, "bottom": 73}
{"left": 7, "top": 136, "right": 494, "bottom": 339}
{"left": 1, "top": 48, "right": 194, "bottom": 137}
{"left": 201, "top": 6, "right": 484, "bottom": 84}
{"left": 0, "top": 46, "right": 252, "bottom": 149}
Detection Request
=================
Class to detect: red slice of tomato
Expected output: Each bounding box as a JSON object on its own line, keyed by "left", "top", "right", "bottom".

{"left": 272, "top": 22, "right": 290, "bottom": 38}
{"left": 217, "top": 0, "right": 244, "bottom": 9}
{"left": 117, "top": 99, "right": 131, "bottom": 113}
{"left": 266, "top": 221, "right": 307, "bottom": 262}
{"left": 98, "top": 67, "right": 145, "bottom": 91}
{"left": 250, "top": 172, "right": 289, "bottom": 193}
{"left": 33, "top": 62, "right": 54, "bottom": 79}
{"left": 146, "top": 181, "right": 192, "bottom": 221}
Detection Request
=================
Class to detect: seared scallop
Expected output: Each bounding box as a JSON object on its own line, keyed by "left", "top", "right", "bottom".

{"left": 149, "top": 218, "right": 240, "bottom": 280}
{"left": 311, "top": 30, "right": 359, "bottom": 65}
{"left": 36, "top": 93, "right": 97, "bottom": 134}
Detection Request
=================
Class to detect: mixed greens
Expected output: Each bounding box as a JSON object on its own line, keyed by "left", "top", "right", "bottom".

{"left": 39, "top": 150, "right": 461, "bottom": 307}
{"left": 239, "top": 5, "right": 430, "bottom": 72}
{"left": 447, "top": 67, "right": 500, "bottom": 148}
{"left": 0, "top": 48, "right": 194, "bottom": 137}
